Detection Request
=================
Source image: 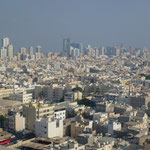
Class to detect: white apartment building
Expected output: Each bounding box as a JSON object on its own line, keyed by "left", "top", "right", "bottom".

{"left": 0, "top": 88, "right": 14, "bottom": 99}
{"left": 8, "top": 44, "right": 14, "bottom": 58}
{"left": 23, "top": 103, "right": 54, "bottom": 131}
{"left": 3, "top": 37, "right": 9, "bottom": 47}
{"left": 54, "top": 109, "right": 66, "bottom": 120}
{"left": 1, "top": 47, "right": 7, "bottom": 59}
{"left": 35, "top": 117, "right": 63, "bottom": 138}
{"left": 108, "top": 121, "right": 121, "bottom": 135}
{"left": 9, "top": 91, "right": 32, "bottom": 104}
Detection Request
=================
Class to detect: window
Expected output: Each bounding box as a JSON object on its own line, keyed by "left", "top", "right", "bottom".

{"left": 56, "top": 120, "right": 59, "bottom": 128}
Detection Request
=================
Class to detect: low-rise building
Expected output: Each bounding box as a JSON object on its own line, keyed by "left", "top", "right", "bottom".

{"left": 108, "top": 121, "right": 121, "bottom": 135}
{"left": 5, "top": 112, "right": 25, "bottom": 132}
{"left": 96, "top": 102, "right": 114, "bottom": 113}
{"left": 64, "top": 91, "right": 82, "bottom": 102}
{"left": 9, "top": 91, "right": 32, "bottom": 104}
{"left": 23, "top": 103, "right": 54, "bottom": 131}
{"left": 35, "top": 117, "right": 63, "bottom": 138}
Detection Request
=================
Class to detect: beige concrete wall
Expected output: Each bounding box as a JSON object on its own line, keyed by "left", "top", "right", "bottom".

{"left": 15, "top": 113, "right": 25, "bottom": 131}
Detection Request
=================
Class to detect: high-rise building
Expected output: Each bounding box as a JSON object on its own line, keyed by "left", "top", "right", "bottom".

{"left": 116, "top": 48, "right": 120, "bottom": 56}
{"left": 80, "top": 43, "right": 84, "bottom": 54}
{"left": 8, "top": 44, "right": 14, "bottom": 58}
{"left": 2, "top": 37, "right": 9, "bottom": 48}
{"left": 29, "top": 46, "right": 34, "bottom": 60}
{"left": 20, "top": 48, "right": 27, "bottom": 60}
{"left": 63, "top": 38, "right": 71, "bottom": 56}
{"left": 35, "top": 46, "right": 41, "bottom": 60}
{"left": 101, "top": 47, "right": 105, "bottom": 55}
{"left": 106, "top": 47, "right": 117, "bottom": 56}
{"left": 71, "top": 43, "right": 83, "bottom": 54}
{"left": 36, "top": 46, "right": 41, "bottom": 53}
{"left": 29, "top": 46, "right": 34, "bottom": 56}
{"left": 1, "top": 47, "right": 7, "bottom": 59}
{"left": 70, "top": 47, "right": 80, "bottom": 57}
{"left": 17, "top": 53, "right": 21, "bottom": 61}
{"left": 95, "top": 47, "right": 99, "bottom": 57}
{"left": 35, "top": 52, "right": 41, "bottom": 60}
{"left": 20, "top": 47, "right": 26, "bottom": 55}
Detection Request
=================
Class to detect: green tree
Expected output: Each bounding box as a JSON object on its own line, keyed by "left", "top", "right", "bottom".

{"left": 82, "top": 112, "right": 93, "bottom": 120}
{"left": 77, "top": 98, "right": 95, "bottom": 107}
{"left": 0, "top": 115, "right": 6, "bottom": 128}
{"left": 67, "top": 110, "right": 77, "bottom": 118}
{"left": 72, "top": 87, "right": 83, "bottom": 92}
{"left": 146, "top": 75, "right": 150, "bottom": 80}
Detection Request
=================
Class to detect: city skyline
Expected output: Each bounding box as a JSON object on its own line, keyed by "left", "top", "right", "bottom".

{"left": 1, "top": 0, "right": 150, "bottom": 52}
{"left": 1, "top": 1, "right": 150, "bottom": 149}
{"left": 0, "top": 36, "right": 149, "bottom": 56}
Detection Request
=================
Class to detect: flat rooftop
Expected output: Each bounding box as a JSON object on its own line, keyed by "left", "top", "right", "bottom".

{"left": 0, "top": 100, "right": 22, "bottom": 108}
{"left": 0, "top": 146, "right": 17, "bottom": 150}
{"left": 8, "top": 138, "right": 52, "bottom": 150}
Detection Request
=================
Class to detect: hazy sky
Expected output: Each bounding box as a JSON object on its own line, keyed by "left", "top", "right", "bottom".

{"left": 0, "top": 0, "right": 150, "bottom": 53}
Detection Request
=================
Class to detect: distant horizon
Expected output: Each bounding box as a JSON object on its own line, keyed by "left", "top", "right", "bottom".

{"left": 1, "top": 0, "right": 150, "bottom": 53}
{"left": 1, "top": 36, "right": 149, "bottom": 55}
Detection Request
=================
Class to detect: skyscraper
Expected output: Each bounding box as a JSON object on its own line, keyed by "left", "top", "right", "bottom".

{"left": 63, "top": 38, "right": 71, "bottom": 57}
{"left": 1, "top": 47, "right": 7, "bottom": 59}
{"left": 8, "top": 44, "right": 14, "bottom": 58}
{"left": 101, "top": 47, "right": 105, "bottom": 55}
{"left": 20, "top": 47, "right": 26, "bottom": 55}
{"left": 95, "top": 47, "right": 99, "bottom": 57}
{"left": 2, "top": 37, "right": 9, "bottom": 48}
{"left": 36, "top": 46, "right": 41, "bottom": 53}
{"left": 20, "top": 48, "right": 27, "bottom": 60}
{"left": 79, "top": 43, "right": 84, "bottom": 54}
{"left": 29, "top": 46, "right": 34, "bottom": 56}
{"left": 35, "top": 46, "right": 41, "bottom": 60}
{"left": 29, "top": 46, "right": 34, "bottom": 60}
{"left": 116, "top": 48, "right": 120, "bottom": 56}
{"left": 71, "top": 43, "right": 83, "bottom": 54}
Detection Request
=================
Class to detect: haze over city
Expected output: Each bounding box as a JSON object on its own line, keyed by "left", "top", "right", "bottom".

{"left": 1, "top": 0, "right": 150, "bottom": 52}
{"left": 1, "top": 1, "right": 150, "bottom": 150}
